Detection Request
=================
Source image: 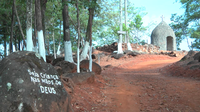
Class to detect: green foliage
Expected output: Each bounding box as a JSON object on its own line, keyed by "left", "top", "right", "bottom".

{"left": 170, "top": 0, "right": 200, "bottom": 50}
{"left": 0, "top": 0, "right": 149, "bottom": 56}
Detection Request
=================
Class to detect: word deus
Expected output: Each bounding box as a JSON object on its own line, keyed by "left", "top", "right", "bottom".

{"left": 40, "top": 86, "right": 56, "bottom": 94}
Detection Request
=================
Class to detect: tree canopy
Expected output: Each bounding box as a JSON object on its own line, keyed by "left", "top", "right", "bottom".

{"left": 170, "top": 0, "right": 200, "bottom": 50}
{"left": 0, "top": 0, "right": 147, "bottom": 59}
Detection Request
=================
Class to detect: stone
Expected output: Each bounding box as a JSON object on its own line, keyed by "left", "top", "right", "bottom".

{"left": 187, "top": 60, "right": 199, "bottom": 65}
{"left": 193, "top": 52, "right": 200, "bottom": 62}
{"left": 54, "top": 60, "right": 76, "bottom": 75}
{"left": 52, "top": 57, "right": 64, "bottom": 66}
{"left": 181, "top": 50, "right": 197, "bottom": 61}
{"left": 0, "top": 51, "right": 71, "bottom": 112}
{"left": 80, "top": 60, "right": 102, "bottom": 75}
{"left": 111, "top": 54, "right": 124, "bottom": 59}
{"left": 62, "top": 72, "right": 95, "bottom": 85}
{"left": 46, "top": 55, "right": 54, "bottom": 63}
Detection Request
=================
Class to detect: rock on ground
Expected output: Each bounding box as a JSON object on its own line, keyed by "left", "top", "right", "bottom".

{"left": 0, "top": 51, "right": 71, "bottom": 112}
{"left": 80, "top": 60, "right": 102, "bottom": 75}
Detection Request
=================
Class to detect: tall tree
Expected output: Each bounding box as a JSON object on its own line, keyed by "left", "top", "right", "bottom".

{"left": 41, "top": 0, "right": 47, "bottom": 43}
{"left": 76, "top": 0, "right": 81, "bottom": 73}
{"left": 26, "top": 0, "right": 33, "bottom": 51}
{"left": 35, "top": 0, "right": 46, "bottom": 61}
{"left": 117, "top": 0, "right": 123, "bottom": 54}
{"left": 14, "top": 0, "right": 26, "bottom": 48}
{"left": 10, "top": 0, "right": 15, "bottom": 53}
{"left": 87, "top": 0, "right": 97, "bottom": 71}
{"left": 80, "top": 0, "right": 96, "bottom": 61}
{"left": 170, "top": 0, "right": 200, "bottom": 50}
{"left": 130, "top": 14, "right": 146, "bottom": 43}
{"left": 62, "top": 0, "right": 74, "bottom": 63}
{"left": 124, "top": 0, "right": 132, "bottom": 51}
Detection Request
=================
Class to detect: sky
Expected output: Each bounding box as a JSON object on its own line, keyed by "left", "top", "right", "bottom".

{"left": 131, "top": 0, "right": 193, "bottom": 51}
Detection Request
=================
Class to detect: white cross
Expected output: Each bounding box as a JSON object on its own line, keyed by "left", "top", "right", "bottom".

{"left": 161, "top": 15, "right": 165, "bottom": 21}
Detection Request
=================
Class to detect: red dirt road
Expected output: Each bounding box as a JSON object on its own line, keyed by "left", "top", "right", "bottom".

{"left": 71, "top": 55, "right": 200, "bottom": 112}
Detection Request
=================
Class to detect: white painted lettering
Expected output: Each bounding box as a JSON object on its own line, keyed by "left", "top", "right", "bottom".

{"left": 48, "top": 87, "right": 52, "bottom": 93}
{"left": 30, "top": 76, "right": 40, "bottom": 83}
{"left": 41, "top": 78, "right": 54, "bottom": 85}
{"left": 55, "top": 80, "right": 62, "bottom": 85}
{"left": 34, "top": 72, "right": 39, "bottom": 77}
{"left": 40, "top": 86, "right": 56, "bottom": 94}
{"left": 40, "top": 86, "right": 44, "bottom": 93}
{"left": 44, "top": 87, "right": 48, "bottom": 94}
{"left": 40, "top": 73, "right": 44, "bottom": 78}
{"left": 46, "top": 74, "right": 50, "bottom": 79}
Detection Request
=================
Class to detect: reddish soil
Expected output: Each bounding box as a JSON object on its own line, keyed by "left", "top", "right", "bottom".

{"left": 67, "top": 54, "right": 200, "bottom": 112}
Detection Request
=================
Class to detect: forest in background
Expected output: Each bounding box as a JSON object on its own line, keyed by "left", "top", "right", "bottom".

{"left": 0, "top": 0, "right": 199, "bottom": 59}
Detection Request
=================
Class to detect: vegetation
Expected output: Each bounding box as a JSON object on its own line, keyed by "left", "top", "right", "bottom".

{"left": 0, "top": 0, "right": 147, "bottom": 59}
{"left": 170, "top": 0, "right": 200, "bottom": 50}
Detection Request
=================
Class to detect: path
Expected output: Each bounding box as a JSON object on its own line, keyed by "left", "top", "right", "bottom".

{"left": 101, "top": 55, "right": 200, "bottom": 112}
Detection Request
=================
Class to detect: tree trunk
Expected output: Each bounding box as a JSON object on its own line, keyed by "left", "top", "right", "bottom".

{"left": 127, "top": 34, "right": 132, "bottom": 51}
{"left": 80, "top": 0, "right": 96, "bottom": 62}
{"left": 57, "top": 20, "right": 62, "bottom": 56}
{"left": 62, "top": 0, "right": 74, "bottom": 63}
{"left": 26, "top": 0, "right": 33, "bottom": 51}
{"left": 14, "top": 0, "right": 26, "bottom": 47}
{"left": 118, "top": 0, "right": 123, "bottom": 54}
{"left": 33, "top": 3, "right": 37, "bottom": 52}
{"left": 18, "top": 34, "right": 20, "bottom": 51}
{"left": 124, "top": 0, "right": 132, "bottom": 51}
{"left": 46, "top": 32, "right": 50, "bottom": 55}
{"left": 14, "top": 35, "right": 17, "bottom": 51}
{"left": 53, "top": 30, "right": 56, "bottom": 59}
{"left": 3, "top": 36, "right": 7, "bottom": 57}
{"left": 10, "top": 0, "right": 15, "bottom": 53}
{"left": 35, "top": 0, "right": 46, "bottom": 61}
{"left": 76, "top": 0, "right": 80, "bottom": 73}
{"left": 88, "top": 5, "right": 95, "bottom": 72}
{"left": 41, "top": 0, "right": 47, "bottom": 43}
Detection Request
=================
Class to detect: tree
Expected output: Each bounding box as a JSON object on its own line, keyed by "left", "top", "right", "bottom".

{"left": 62, "top": 0, "right": 74, "bottom": 63}
{"left": 76, "top": 0, "right": 81, "bottom": 73}
{"left": 10, "top": 0, "right": 15, "bottom": 53}
{"left": 170, "top": 14, "right": 191, "bottom": 50}
{"left": 171, "top": 0, "right": 200, "bottom": 50}
{"left": 80, "top": 0, "right": 98, "bottom": 61}
{"left": 14, "top": 0, "right": 26, "bottom": 48}
{"left": 26, "top": 0, "right": 33, "bottom": 51}
{"left": 35, "top": 0, "right": 46, "bottom": 61}
{"left": 124, "top": 0, "right": 132, "bottom": 51}
{"left": 117, "top": 0, "right": 123, "bottom": 54}
{"left": 130, "top": 14, "right": 146, "bottom": 43}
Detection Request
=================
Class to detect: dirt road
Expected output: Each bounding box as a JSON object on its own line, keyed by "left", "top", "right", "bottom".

{"left": 100, "top": 55, "right": 200, "bottom": 112}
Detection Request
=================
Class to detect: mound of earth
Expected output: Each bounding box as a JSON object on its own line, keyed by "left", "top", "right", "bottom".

{"left": 163, "top": 50, "right": 200, "bottom": 79}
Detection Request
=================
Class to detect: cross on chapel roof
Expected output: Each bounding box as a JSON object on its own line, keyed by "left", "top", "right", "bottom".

{"left": 161, "top": 15, "right": 165, "bottom": 21}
